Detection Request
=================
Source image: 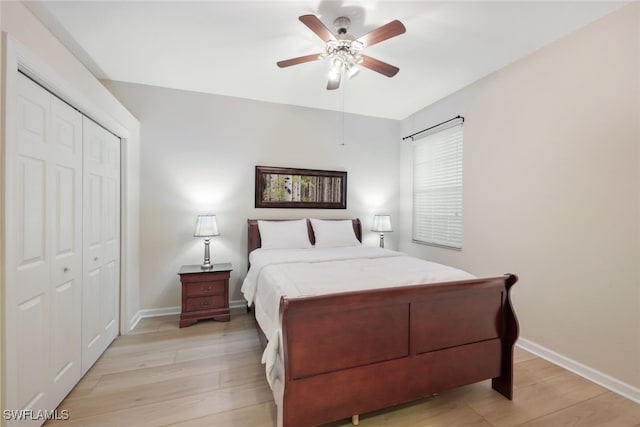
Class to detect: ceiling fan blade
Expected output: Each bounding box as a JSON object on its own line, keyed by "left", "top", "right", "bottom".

{"left": 277, "top": 53, "right": 322, "bottom": 68}
{"left": 360, "top": 55, "right": 400, "bottom": 77}
{"left": 327, "top": 73, "right": 341, "bottom": 90}
{"left": 357, "top": 20, "right": 406, "bottom": 48}
{"left": 299, "top": 14, "right": 336, "bottom": 42}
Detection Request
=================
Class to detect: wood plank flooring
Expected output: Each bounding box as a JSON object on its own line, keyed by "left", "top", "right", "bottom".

{"left": 47, "top": 311, "right": 640, "bottom": 426}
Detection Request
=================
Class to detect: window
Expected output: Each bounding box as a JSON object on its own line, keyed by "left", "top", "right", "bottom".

{"left": 412, "top": 119, "right": 464, "bottom": 249}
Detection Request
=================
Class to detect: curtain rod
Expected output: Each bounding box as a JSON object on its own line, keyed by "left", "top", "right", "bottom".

{"left": 402, "top": 115, "right": 465, "bottom": 141}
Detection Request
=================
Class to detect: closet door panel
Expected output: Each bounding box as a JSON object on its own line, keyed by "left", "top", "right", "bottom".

{"left": 15, "top": 75, "right": 50, "bottom": 300}
{"left": 82, "top": 265, "right": 102, "bottom": 368}
{"left": 82, "top": 118, "right": 120, "bottom": 374}
{"left": 8, "top": 74, "right": 53, "bottom": 424}
{"left": 102, "top": 259, "right": 118, "bottom": 334}
{"left": 87, "top": 174, "right": 103, "bottom": 248}
{"left": 102, "top": 131, "right": 120, "bottom": 343}
{"left": 49, "top": 97, "right": 83, "bottom": 403}
{"left": 17, "top": 296, "right": 47, "bottom": 413}
{"left": 102, "top": 175, "right": 118, "bottom": 335}
{"left": 51, "top": 279, "right": 77, "bottom": 389}
{"left": 15, "top": 156, "right": 48, "bottom": 297}
{"left": 17, "top": 75, "right": 49, "bottom": 153}
{"left": 82, "top": 118, "right": 105, "bottom": 373}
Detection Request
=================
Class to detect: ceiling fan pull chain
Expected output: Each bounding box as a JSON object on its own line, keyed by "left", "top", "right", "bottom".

{"left": 342, "top": 86, "right": 345, "bottom": 146}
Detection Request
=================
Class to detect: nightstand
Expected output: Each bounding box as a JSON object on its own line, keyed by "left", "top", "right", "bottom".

{"left": 178, "top": 263, "right": 233, "bottom": 327}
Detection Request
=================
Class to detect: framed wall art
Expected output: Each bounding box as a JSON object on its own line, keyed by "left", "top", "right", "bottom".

{"left": 255, "top": 166, "right": 347, "bottom": 209}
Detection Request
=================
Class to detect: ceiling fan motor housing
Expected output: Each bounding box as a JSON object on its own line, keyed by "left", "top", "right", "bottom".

{"left": 333, "top": 16, "right": 351, "bottom": 35}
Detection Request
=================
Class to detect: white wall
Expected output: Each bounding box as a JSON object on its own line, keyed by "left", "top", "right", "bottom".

{"left": 0, "top": 0, "right": 141, "bottom": 331}
{"left": 102, "top": 81, "right": 400, "bottom": 310}
{"left": 400, "top": 3, "right": 639, "bottom": 391}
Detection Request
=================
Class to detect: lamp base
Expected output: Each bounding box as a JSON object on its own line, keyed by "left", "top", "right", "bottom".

{"left": 379, "top": 233, "right": 385, "bottom": 248}
{"left": 201, "top": 238, "right": 213, "bottom": 270}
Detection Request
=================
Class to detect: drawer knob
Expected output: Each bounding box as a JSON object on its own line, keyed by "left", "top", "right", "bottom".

{"left": 201, "top": 300, "right": 210, "bottom": 306}
{"left": 200, "top": 286, "right": 213, "bottom": 291}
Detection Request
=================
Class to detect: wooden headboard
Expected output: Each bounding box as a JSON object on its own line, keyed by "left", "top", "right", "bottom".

{"left": 247, "top": 218, "right": 362, "bottom": 260}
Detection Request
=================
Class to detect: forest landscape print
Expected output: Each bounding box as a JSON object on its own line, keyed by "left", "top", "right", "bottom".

{"left": 255, "top": 166, "right": 347, "bottom": 209}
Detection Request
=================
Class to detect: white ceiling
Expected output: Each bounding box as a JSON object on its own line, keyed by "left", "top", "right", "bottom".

{"left": 26, "top": 1, "right": 627, "bottom": 120}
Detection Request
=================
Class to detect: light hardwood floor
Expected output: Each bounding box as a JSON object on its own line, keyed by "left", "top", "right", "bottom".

{"left": 47, "top": 311, "right": 640, "bottom": 426}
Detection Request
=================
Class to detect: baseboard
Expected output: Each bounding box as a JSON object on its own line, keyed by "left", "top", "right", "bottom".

{"left": 517, "top": 338, "right": 640, "bottom": 404}
{"left": 130, "top": 300, "right": 248, "bottom": 329}
{"left": 128, "top": 311, "right": 143, "bottom": 332}
{"left": 229, "top": 299, "right": 248, "bottom": 310}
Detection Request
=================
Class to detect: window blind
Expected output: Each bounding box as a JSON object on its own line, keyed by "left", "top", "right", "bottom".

{"left": 412, "top": 122, "right": 463, "bottom": 249}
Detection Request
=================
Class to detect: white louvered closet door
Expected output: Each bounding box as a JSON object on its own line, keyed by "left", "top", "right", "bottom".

{"left": 82, "top": 117, "right": 120, "bottom": 374}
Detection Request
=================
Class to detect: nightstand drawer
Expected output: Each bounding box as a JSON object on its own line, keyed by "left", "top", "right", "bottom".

{"left": 185, "top": 281, "right": 226, "bottom": 297}
{"left": 186, "top": 295, "right": 226, "bottom": 311}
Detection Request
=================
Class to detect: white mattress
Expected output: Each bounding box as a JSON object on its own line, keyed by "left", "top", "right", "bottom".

{"left": 241, "top": 246, "right": 475, "bottom": 388}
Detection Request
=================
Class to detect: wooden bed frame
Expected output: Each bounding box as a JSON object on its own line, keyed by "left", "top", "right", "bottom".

{"left": 247, "top": 219, "right": 518, "bottom": 427}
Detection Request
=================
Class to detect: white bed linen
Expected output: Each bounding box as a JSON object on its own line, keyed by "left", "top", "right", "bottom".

{"left": 241, "top": 247, "right": 475, "bottom": 388}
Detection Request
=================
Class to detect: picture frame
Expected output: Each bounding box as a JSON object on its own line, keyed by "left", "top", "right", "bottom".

{"left": 255, "top": 166, "right": 347, "bottom": 209}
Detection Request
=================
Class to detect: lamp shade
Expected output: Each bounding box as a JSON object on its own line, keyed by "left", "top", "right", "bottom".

{"left": 371, "top": 215, "right": 392, "bottom": 232}
{"left": 194, "top": 214, "right": 220, "bottom": 237}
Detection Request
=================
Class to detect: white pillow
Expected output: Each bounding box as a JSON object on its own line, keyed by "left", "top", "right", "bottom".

{"left": 310, "top": 219, "right": 361, "bottom": 248}
{"left": 258, "top": 219, "right": 312, "bottom": 249}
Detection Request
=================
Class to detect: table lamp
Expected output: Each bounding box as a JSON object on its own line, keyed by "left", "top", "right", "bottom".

{"left": 194, "top": 214, "right": 219, "bottom": 270}
{"left": 372, "top": 214, "right": 392, "bottom": 248}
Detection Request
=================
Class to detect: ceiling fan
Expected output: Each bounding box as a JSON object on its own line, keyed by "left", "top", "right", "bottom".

{"left": 277, "top": 14, "right": 406, "bottom": 90}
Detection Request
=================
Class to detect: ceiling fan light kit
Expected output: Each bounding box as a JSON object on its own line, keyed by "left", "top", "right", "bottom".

{"left": 322, "top": 34, "right": 364, "bottom": 87}
{"left": 277, "top": 14, "right": 406, "bottom": 90}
